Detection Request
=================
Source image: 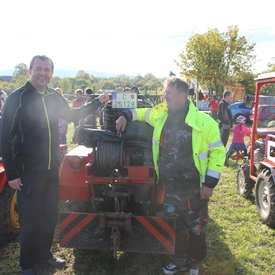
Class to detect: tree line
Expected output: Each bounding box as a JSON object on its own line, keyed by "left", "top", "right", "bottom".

{"left": 1, "top": 25, "right": 274, "bottom": 98}
{"left": 0, "top": 66, "right": 165, "bottom": 96}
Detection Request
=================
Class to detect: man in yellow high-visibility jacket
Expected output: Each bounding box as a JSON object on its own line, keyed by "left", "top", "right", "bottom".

{"left": 116, "top": 76, "right": 226, "bottom": 275}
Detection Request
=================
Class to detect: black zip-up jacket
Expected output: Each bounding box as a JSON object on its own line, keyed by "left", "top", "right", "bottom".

{"left": 1, "top": 80, "right": 101, "bottom": 181}
{"left": 218, "top": 99, "right": 233, "bottom": 128}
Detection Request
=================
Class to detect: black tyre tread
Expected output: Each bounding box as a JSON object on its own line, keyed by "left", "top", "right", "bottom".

{"left": 255, "top": 169, "right": 275, "bottom": 227}
{"left": 237, "top": 164, "right": 254, "bottom": 198}
{"left": 0, "top": 184, "right": 20, "bottom": 245}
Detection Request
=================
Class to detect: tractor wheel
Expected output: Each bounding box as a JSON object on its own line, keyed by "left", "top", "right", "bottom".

{"left": 255, "top": 169, "right": 275, "bottom": 227}
{"left": 236, "top": 165, "right": 254, "bottom": 198}
{"left": 226, "top": 149, "right": 239, "bottom": 167}
{"left": 0, "top": 184, "right": 20, "bottom": 244}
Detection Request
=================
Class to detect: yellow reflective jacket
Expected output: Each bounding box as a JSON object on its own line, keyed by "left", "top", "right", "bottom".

{"left": 130, "top": 99, "right": 226, "bottom": 187}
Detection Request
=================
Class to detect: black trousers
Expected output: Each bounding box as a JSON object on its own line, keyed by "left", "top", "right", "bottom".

{"left": 17, "top": 169, "right": 59, "bottom": 270}
{"left": 211, "top": 111, "right": 218, "bottom": 121}
{"left": 220, "top": 128, "right": 230, "bottom": 147}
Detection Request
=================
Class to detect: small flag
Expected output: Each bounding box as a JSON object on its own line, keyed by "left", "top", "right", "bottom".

{"left": 170, "top": 71, "right": 176, "bottom": 76}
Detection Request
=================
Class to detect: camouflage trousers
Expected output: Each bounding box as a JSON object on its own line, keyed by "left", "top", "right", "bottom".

{"left": 163, "top": 185, "right": 208, "bottom": 267}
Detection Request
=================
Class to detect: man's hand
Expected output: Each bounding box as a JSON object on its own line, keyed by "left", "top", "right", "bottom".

{"left": 200, "top": 185, "right": 213, "bottom": 200}
{"left": 8, "top": 178, "right": 23, "bottom": 191}
{"left": 98, "top": 92, "right": 110, "bottom": 104}
{"left": 116, "top": 116, "right": 127, "bottom": 134}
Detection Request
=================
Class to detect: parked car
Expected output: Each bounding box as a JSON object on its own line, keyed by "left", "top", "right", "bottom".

{"left": 228, "top": 101, "right": 253, "bottom": 123}
{"left": 249, "top": 105, "right": 275, "bottom": 127}
{"left": 258, "top": 95, "right": 275, "bottom": 105}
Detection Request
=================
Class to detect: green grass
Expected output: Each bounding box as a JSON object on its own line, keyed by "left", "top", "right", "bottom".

{"left": 1, "top": 128, "right": 275, "bottom": 274}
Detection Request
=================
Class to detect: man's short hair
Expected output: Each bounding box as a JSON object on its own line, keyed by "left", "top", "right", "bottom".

{"left": 164, "top": 76, "right": 189, "bottom": 93}
{"left": 75, "top": 89, "right": 83, "bottom": 95}
{"left": 30, "top": 55, "right": 54, "bottom": 71}
{"left": 123, "top": 87, "right": 131, "bottom": 92}
{"left": 131, "top": 86, "right": 140, "bottom": 94}
{"left": 85, "top": 88, "right": 94, "bottom": 95}
{"left": 223, "top": 91, "right": 232, "bottom": 98}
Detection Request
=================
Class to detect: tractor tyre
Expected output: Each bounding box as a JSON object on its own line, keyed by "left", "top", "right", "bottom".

{"left": 0, "top": 184, "right": 20, "bottom": 244}
{"left": 255, "top": 169, "right": 275, "bottom": 227}
{"left": 236, "top": 164, "right": 254, "bottom": 199}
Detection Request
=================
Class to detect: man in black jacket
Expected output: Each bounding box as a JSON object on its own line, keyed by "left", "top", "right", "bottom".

{"left": 0, "top": 55, "right": 109, "bottom": 275}
{"left": 218, "top": 91, "right": 233, "bottom": 147}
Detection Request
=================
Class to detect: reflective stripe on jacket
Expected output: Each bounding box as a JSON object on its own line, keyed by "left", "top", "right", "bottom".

{"left": 130, "top": 99, "right": 226, "bottom": 187}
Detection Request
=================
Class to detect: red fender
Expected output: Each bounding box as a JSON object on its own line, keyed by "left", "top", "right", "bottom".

{"left": 0, "top": 163, "right": 7, "bottom": 193}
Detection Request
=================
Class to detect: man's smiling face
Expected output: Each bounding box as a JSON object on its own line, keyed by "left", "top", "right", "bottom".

{"left": 28, "top": 58, "right": 54, "bottom": 92}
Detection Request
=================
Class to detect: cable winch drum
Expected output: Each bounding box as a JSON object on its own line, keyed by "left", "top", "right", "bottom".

{"left": 95, "top": 141, "right": 125, "bottom": 174}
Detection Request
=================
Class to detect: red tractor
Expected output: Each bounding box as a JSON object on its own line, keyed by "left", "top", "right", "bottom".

{"left": 236, "top": 72, "right": 275, "bottom": 227}
{"left": 58, "top": 93, "right": 176, "bottom": 257}
{"left": 0, "top": 161, "right": 20, "bottom": 244}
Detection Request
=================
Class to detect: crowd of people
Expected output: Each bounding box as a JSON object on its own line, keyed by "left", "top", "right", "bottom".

{"left": 0, "top": 54, "right": 253, "bottom": 275}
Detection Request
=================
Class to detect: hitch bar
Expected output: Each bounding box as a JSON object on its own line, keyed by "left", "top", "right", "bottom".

{"left": 98, "top": 212, "right": 133, "bottom": 257}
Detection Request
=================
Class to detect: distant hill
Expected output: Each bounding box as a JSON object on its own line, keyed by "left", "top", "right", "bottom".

{"left": 0, "top": 69, "right": 135, "bottom": 79}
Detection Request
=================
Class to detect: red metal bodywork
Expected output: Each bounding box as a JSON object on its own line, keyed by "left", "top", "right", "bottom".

{"left": 58, "top": 142, "right": 176, "bottom": 254}
{"left": 0, "top": 163, "right": 7, "bottom": 193}
{"left": 59, "top": 146, "right": 93, "bottom": 201}
{"left": 250, "top": 73, "right": 275, "bottom": 180}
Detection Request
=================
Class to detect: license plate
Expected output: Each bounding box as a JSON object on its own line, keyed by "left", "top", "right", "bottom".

{"left": 112, "top": 92, "right": 137, "bottom": 109}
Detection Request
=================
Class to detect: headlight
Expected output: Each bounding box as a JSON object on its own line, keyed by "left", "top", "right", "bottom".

{"left": 68, "top": 155, "right": 82, "bottom": 170}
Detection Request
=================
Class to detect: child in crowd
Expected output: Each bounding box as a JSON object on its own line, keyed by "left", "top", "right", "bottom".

{"left": 228, "top": 115, "right": 250, "bottom": 156}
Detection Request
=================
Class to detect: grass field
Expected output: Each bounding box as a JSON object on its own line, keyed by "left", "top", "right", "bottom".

{"left": 1, "top": 125, "right": 275, "bottom": 275}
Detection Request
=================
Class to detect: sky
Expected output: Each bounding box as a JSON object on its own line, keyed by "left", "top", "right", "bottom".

{"left": 1, "top": 0, "right": 275, "bottom": 78}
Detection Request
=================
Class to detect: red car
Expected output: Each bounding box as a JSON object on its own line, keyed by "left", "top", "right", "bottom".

{"left": 249, "top": 105, "right": 275, "bottom": 127}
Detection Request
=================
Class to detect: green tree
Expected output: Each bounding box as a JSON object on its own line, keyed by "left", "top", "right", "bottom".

{"left": 234, "top": 71, "right": 256, "bottom": 95}
{"left": 265, "top": 56, "right": 275, "bottom": 73}
{"left": 13, "top": 63, "right": 28, "bottom": 78}
{"left": 49, "top": 76, "right": 61, "bottom": 89}
{"left": 59, "top": 78, "right": 72, "bottom": 93}
{"left": 12, "top": 75, "right": 29, "bottom": 88}
{"left": 75, "top": 78, "right": 90, "bottom": 90}
{"left": 177, "top": 25, "right": 255, "bottom": 98}
{"left": 76, "top": 70, "right": 91, "bottom": 80}
{"left": 102, "top": 80, "right": 116, "bottom": 90}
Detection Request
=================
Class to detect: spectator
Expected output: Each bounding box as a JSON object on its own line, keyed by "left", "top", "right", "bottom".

{"left": 72, "top": 89, "right": 85, "bottom": 127}
{"left": 218, "top": 91, "right": 233, "bottom": 147}
{"left": 198, "top": 90, "right": 204, "bottom": 101}
{"left": 0, "top": 55, "right": 109, "bottom": 275}
{"left": 83, "top": 88, "right": 94, "bottom": 104}
{"left": 82, "top": 88, "right": 97, "bottom": 128}
{"left": 208, "top": 95, "right": 220, "bottom": 121}
{"left": 228, "top": 115, "right": 250, "bottom": 156}
{"left": 0, "top": 86, "right": 8, "bottom": 102}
